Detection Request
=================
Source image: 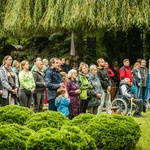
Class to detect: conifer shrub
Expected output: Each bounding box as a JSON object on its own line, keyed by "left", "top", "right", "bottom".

{"left": 0, "top": 123, "right": 34, "bottom": 150}
{"left": 26, "top": 126, "right": 97, "bottom": 150}
{"left": 24, "top": 110, "right": 69, "bottom": 131}
{"left": 0, "top": 105, "right": 34, "bottom": 125}
{"left": 82, "top": 115, "right": 141, "bottom": 150}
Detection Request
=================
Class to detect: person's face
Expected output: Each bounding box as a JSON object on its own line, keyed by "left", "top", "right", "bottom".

{"left": 99, "top": 59, "right": 105, "bottom": 67}
{"left": 6, "top": 57, "right": 13, "bottom": 66}
{"left": 141, "top": 60, "right": 146, "bottom": 67}
{"left": 37, "top": 61, "right": 43, "bottom": 70}
{"left": 61, "top": 58, "right": 65, "bottom": 65}
{"left": 52, "top": 59, "right": 60, "bottom": 69}
{"left": 44, "top": 60, "right": 49, "bottom": 67}
{"left": 91, "top": 67, "right": 97, "bottom": 75}
{"left": 135, "top": 64, "right": 140, "bottom": 70}
{"left": 82, "top": 66, "right": 88, "bottom": 74}
{"left": 113, "top": 61, "right": 118, "bottom": 66}
{"left": 23, "top": 62, "right": 29, "bottom": 70}
{"left": 104, "top": 63, "right": 109, "bottom": 68}
{"left": 71, "top": 72, "right": 77, "bottom": 79}
{"left": 124, "top": 61, "right": 130, "bottom": 67}
{"left": 66, "top": 60, "right": 70, "bottom": 65}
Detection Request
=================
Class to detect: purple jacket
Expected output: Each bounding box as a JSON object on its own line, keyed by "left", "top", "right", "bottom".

{"left": 66, "top": 79, "right": 80, "bottom": 116}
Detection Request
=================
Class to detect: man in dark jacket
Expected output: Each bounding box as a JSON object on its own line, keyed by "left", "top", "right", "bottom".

{"left": 97, "top": 58, "right": 111, "bottom": 115}
{"left": 44, "top": 57, "right": 64, "bottom": 111}
{"left": 32, "top": 60, "right": 46, "bottom": 112}
{"left": 139, "top": 59, "right": 148, "bottom": 112}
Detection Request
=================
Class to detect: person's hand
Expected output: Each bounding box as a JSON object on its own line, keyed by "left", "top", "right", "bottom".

{"left": 0, "top": 90, "right": 2, "bottom": 95}
{"left": 60, "top": 83, "right": 65, "bottom": 87}
{"left": 76, "top": 89, "right": 81, "bottom": 94}
{"left": 107, "top": 86, "right": 111, "bottom": 92}
{"left": 30, "top": 89, "right": 35, "bottom": 93}
{"left": 97, "top": 93, "right": 102, "bottom": 98}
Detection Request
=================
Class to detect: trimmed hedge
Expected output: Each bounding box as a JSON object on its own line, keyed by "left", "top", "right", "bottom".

{"left": 26, "top": 126, "right": 97, "bottom": 150}
{"left": 82, "top": 115, "right": 141, "bottom": 150}
{"left": 0, "top": 105, "right": 34, "bottom": 125}
{"left": 0, "top": 123, "right": 34, "bottom": 150}
{"left": 24, "top": 110, "right": 69, "bottom": 131}
{"left": 68, "top": 113, "right": 95, "bottom": 128}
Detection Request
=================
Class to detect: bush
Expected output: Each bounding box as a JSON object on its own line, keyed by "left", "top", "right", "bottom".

{"left": 25, "top": 111, "right": 69, "bottom": 131}
{"left": 82, "top": 115, "right": 141, "bottom": 150}
{"left": 0, "top": 123, "right": 34, "bottom": 150}
{"left": 0, "top": 105, "right": 34, "bottom": 125}
{"left": 26, "top": 126, "right": 97, "bottom": 150}
{"left": 68, "top": 113, "right": 95, "bottom": 128}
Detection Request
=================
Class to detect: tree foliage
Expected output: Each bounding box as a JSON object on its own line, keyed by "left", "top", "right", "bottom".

{"left": 1, "top": 0, "right": 150, "bottom": 38}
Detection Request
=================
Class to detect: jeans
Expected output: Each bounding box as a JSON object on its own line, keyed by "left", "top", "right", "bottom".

{"left": 97, "top": 91, "right": 111, "bottom": 115}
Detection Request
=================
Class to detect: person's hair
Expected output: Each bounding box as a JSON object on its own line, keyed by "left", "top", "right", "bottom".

{"left": 12, "top": 60, "right": 19, "bottom": 67}
{"left": 2, "top": 55, "right": 12, "bottom": 66}
{"left": 42, "top": 58, "right": 48, "bottom": 63}
{"left": 97, "top": 58, "right": 104, "bottom": 64}
{"left": 89, "top": 64, "right": 97, "bottom": 72}
{"left": 137, "top": 58, "right": 142, "bottom": 64}
{"left": 49, "top": 57, "right": 59, "bottom": 65}
{"left": 60, "top": 71, "right": 68, "bottom": 82}
{"left": 78, "top": 63, "right": 88, "bottom": 73}
{"left": 133, "top": 62, "right": 140, "bottom": 69}
{"left": 68, "top": 69, "right": 77, "bottom": 78}
{"left": 20, "top": 60, "right": 29, "bottom": 70}
{"left": 123, "top": 59, "right": 129, "bottom": 63}
{"left": 57, "top": 87, "right": 66, "bottom": 97}
{"left": 36, "top": 57, "right": 41, "bottom": 61}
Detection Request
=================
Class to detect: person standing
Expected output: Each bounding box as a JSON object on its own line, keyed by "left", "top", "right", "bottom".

{"left": 97, "top": 58, "right": 112, "bottom": 115}
{"left": 132, "top": 62, "right": 142, "bottom": 99}
{"left": 18, "top": 60, "right": 36, "bottom": 108}
{"left": 55, "top": 87, "right": 70, "bottom": 117}
{"left": 0, "top": 55, "right": 19, "bottom": 106}
{"left": 32, "top": 60, "right": 46, "bottom": 112}
{"left": 66, "top": 69, "right": 81, "bottom": 119}
{"left": 44, "top": 57, "right": 64, "bottom": 111}
{"left": 78, "top": 64, "right": 92, "bottom": 113}
{"left": 139, "top": 59, "right": 148, "bottom": 112}
{"left": 87, "top": 65, "right": 103, "bottom": 114}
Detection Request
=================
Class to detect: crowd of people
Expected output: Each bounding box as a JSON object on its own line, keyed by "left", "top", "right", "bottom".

{"left": 0, "top": 55, "right": 149, "bottom": 118}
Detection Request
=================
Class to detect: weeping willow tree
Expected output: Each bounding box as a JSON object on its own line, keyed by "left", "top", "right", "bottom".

{"left": 2, "top": 0, "right": 150, "bottom": 37}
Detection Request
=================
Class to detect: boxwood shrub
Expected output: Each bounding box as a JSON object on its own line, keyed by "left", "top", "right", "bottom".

{"left": 82, "top": 115, "right": 141, "bottom": 150}
{"left": 68, "top": 113, "right": 95, "bottom": 128}
{"left": 25, "top": 110, "right": 69, "bottom": 131}
{"left": 0, "top": 123, "right": 34, "bottom": 150}
{"left": 26, "top": 126, "right": 97, "bottom": 150}
{"left": 0, "top": 105, "right": 34, "bottom": 125}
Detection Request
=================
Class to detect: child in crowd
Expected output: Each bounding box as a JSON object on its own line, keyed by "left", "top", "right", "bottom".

{"left": 55, "top": 87, "right": 70, "bottom": 117}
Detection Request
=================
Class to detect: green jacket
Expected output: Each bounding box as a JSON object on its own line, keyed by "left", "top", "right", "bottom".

{"left": 77, "top": 73, "right": 91, "bottom": 100}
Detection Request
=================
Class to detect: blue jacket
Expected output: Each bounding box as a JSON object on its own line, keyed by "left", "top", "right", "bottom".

{"left": 44, "top": 68, "right": 62, "bottom": 100}
{"left": 55, "top": 97, "right": 70, "bottom": 116}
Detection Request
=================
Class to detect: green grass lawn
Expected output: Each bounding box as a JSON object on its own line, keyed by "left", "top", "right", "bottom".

{"left": 134, "top": 109, "right": 150, "bottom": 150}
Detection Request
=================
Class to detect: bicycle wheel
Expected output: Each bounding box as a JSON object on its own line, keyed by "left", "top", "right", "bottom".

{"left": 112, "top": 98, "right": 128, "bottom": 115}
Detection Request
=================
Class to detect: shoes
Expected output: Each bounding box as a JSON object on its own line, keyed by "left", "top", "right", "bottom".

{"left": 133, "top": 113, "right": 144, "bottom": 118}
{"left": 143, "top": 105, "right": 146, "bottom": 113}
